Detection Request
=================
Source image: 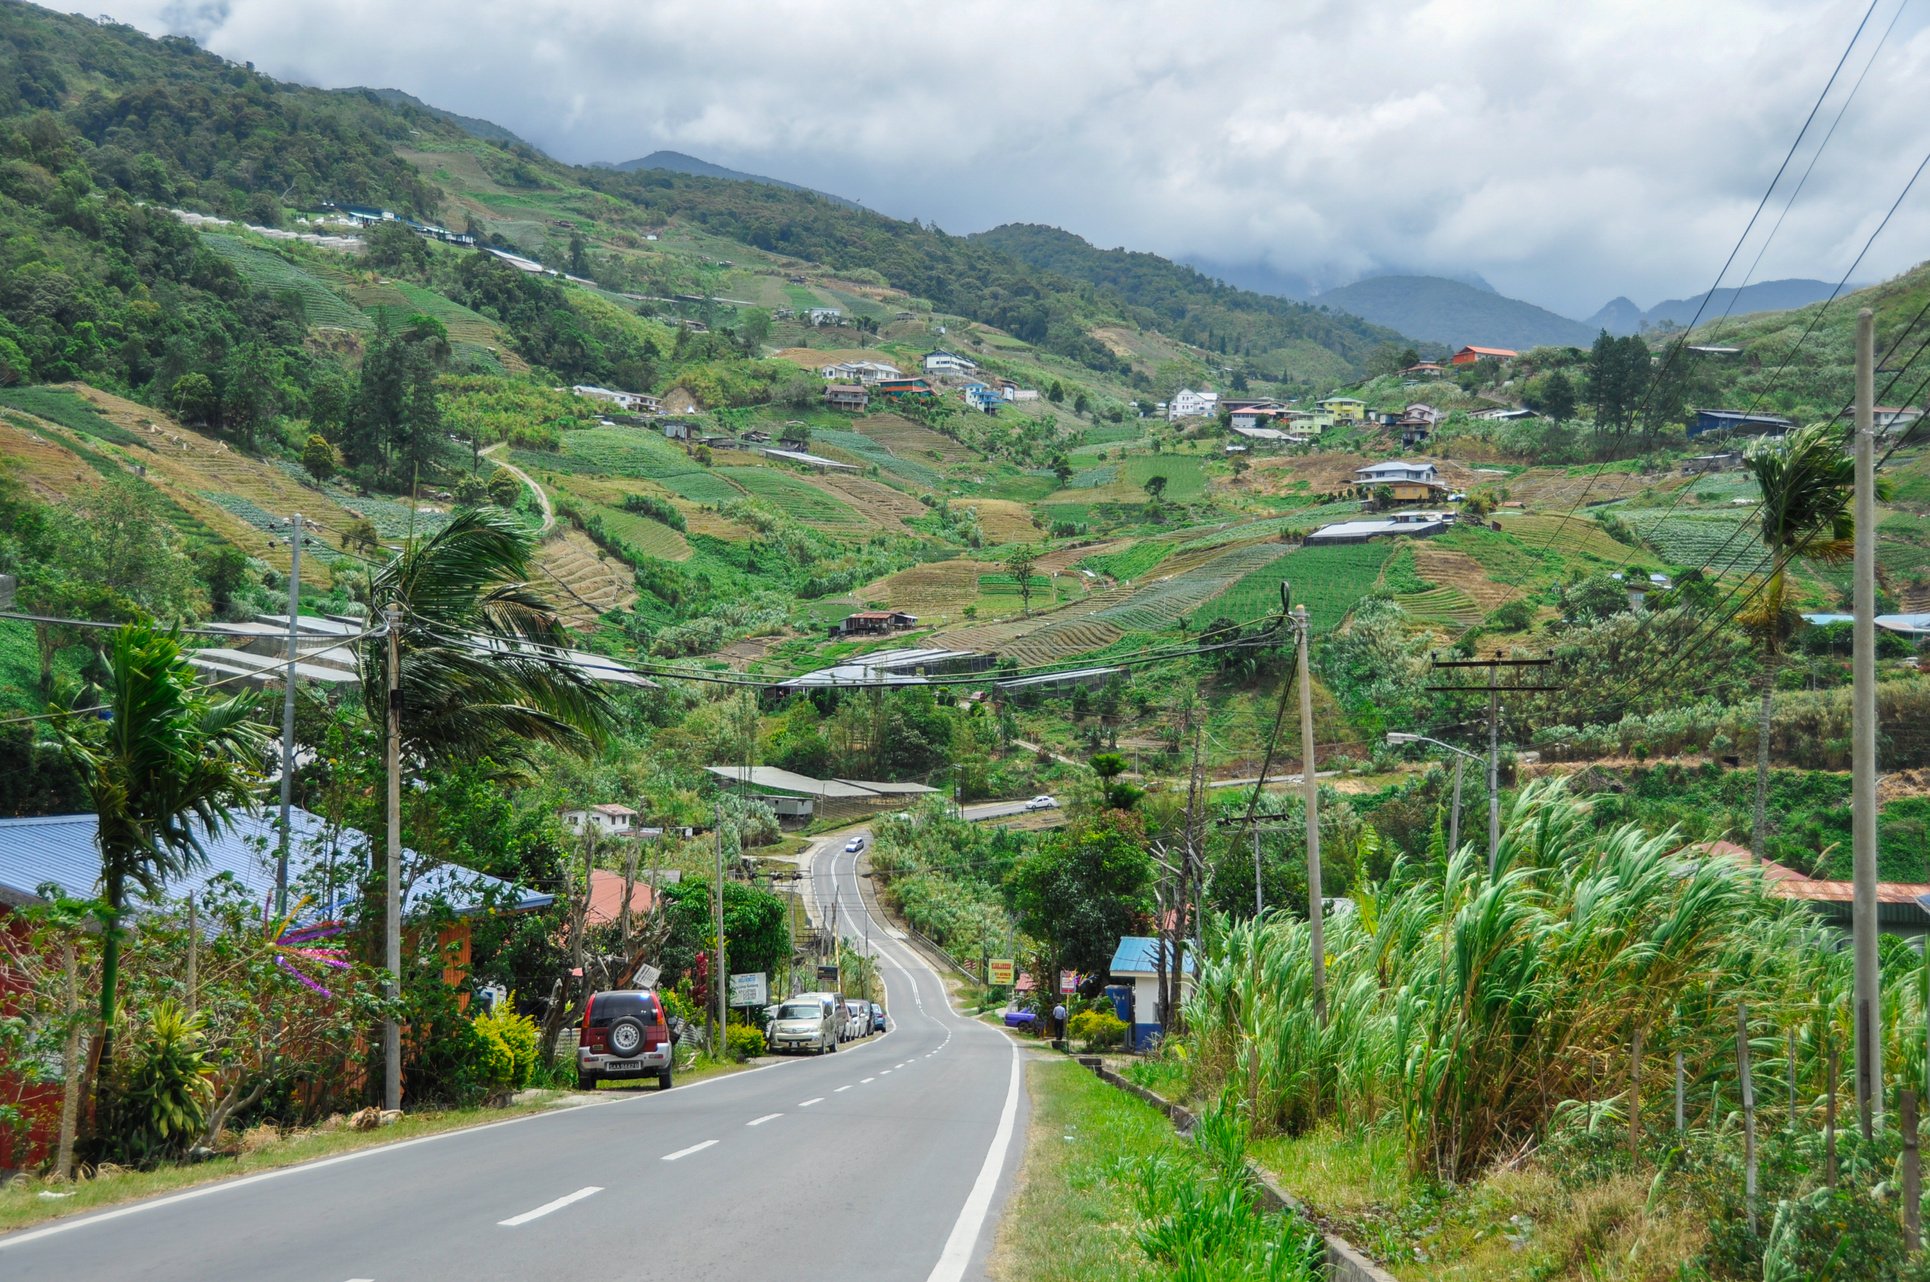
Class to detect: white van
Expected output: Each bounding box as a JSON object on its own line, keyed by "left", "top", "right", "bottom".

{"left": 767, "top": 994, "right": 839, "bottom": 1055}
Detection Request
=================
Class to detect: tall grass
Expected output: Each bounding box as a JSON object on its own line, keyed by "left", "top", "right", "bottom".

{"left": 1187, "top": 779, "right": 1877, "bottom": 1181}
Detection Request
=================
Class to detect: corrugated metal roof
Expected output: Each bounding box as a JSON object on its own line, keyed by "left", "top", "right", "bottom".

{"left": 0, "top": 808, "right": 550, "bottom": 918}
{"left": 1109, "top": 936, "right": 1195, "bottom": 976}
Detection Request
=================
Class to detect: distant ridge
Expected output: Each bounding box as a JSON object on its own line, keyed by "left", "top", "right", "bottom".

{"left": 1583, "top": 296, "right": 1645, "bottom": 336}
{"left": 1313, "top": 274, "right": 1596, "bottom": 349}
{"left": 593, "top": 150, "right": 864, "bottom": 210}
{"left": 1640, "top": 279, "right": 1854, "bottom": 331}
{"left": 349, "top": 88, "right": 531, "bottom": 149}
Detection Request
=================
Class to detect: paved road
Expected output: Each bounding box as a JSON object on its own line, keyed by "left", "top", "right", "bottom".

{"left": 0, "top": 837, "right": 1027, "bottom": 1282}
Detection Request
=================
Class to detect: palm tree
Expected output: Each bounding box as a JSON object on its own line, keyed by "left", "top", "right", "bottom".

{"left": 1742, "top": 421, "right": 1854, "bottom": 855}
{"left": 50, "top": 623, "right": 266, "bottom": 1043}
{"left": 360, "top": 506, "right": 615, "bottom": 763}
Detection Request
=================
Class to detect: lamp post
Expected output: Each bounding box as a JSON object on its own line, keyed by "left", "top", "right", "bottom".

{"left": 1386, "top": 732, "right": 1487, "bottom": 870}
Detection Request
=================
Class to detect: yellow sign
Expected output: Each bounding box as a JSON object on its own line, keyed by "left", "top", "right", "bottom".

{"left": 987, "top": 958, "right": 1015, "bottom": 985}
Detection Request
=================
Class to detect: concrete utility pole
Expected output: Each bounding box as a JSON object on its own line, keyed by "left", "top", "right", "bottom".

{"left": 1852, "top": 307, "right": 1881, "bottom": 1128}
{"left": 1295, "top": 603, "right": 1325, "bottom": 1026}
{"left": 383, "top": 604, "right": 402, "bottom": 1113}
{"left": 1427, "top": 655, "right": 1557, "bottom": 875}
{"left": 714, "top": 801, "right": 727, "bottom": 1052}
{"left": 1448, "top": 756, "right": 1464, "bottom": 859}
{"left": 275, "top": 513, "right": 302, "bottom": 917}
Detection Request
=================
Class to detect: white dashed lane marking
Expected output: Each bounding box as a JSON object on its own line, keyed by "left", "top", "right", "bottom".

{"left": 498, "top": 1186, "right": 602, "bottom": 1226}
{"left": 661, "top": 1141, "right": 717, "bottom": 1162}
{"left": 746, "top": 1114, "right": 781, "bottom": 1127}
{"left": 799, "top": 1097, "right": 824, "bottom": 1107}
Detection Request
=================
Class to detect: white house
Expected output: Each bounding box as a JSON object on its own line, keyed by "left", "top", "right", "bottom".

{"left": 572, "top": 386, "right": 660, "bottom": 414}
{"left": 820, "top": 360, "right": 903, "bottom": 384}
{"left": 1353, "top": 460, "right": 1440, "bottom": 486}
{"left": 923, "top": 349, "right": 978, "bottom": 375}
{"left": 807, "top": 307, "right": 843, "bottom": 326}
{"left": 1874, "top": 406, "right": 1924, "bottom": 433}
{"left": 558, "top": 803, "right": 640, "bottom": 837}
{"left": 1168, "top": 388, "right": 1220, "bottom": 420}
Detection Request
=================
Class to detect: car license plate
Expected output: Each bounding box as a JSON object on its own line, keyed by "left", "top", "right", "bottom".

{"left": 608, "top": 1059, "right": 641, "bottom": 1070}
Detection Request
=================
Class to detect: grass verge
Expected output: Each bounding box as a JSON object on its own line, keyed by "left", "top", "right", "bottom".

{"left": 990, "top": 1059, "right": 1322, "bottom": 1281}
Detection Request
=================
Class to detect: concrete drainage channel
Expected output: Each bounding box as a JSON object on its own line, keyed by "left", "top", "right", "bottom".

{"left": 1076, "top": 1057, "right": 1399, "bottom": 1282}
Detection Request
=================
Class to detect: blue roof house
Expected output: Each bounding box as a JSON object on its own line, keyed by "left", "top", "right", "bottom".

{"left": 1109, "top": 935, "right": 1195, "bottom": 1051}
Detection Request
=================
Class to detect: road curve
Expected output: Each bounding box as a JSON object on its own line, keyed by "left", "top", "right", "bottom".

{"left": 0, "top": 831, "right": 1028, "bottom": 1282}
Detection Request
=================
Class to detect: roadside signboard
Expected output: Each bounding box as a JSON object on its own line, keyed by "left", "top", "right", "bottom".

{"left": 987, "top": 958, "right": 1015, "bottom": 985}
{"left": 816, "top": 963, "right": 840, "bottom": 989}
{"left": 631, "top": 963, "right": 661, "bottom": 990}
{"left": 1060, "top": 970, "right": 1079, "bottom": 994}
{"left": 728, "top": 972, "right": 768, "bottom": 1007}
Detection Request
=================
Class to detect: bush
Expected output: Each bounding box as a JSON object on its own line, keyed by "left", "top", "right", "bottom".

{"left": 1068, "top": 1008, "right": 1127, "bottom": 1051}
{"left": 103, "top": 1000, "right": 215, "bottom": 1166}
{"left": 471, "top": 1020, "right": 516, "bottom": 1092}
{"left": 724, "top": 1024, "right": 766, "bottom": 1061}
{"left": 473, "top": 1004, "right": 540, "bottom": 1091}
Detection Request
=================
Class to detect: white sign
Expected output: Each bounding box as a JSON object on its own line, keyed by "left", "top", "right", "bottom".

{"left": 728, "top": 972, "right": 768, "bottom": 1007}
{"left": 631, "top": 963, "right": 661, "bottom": 990}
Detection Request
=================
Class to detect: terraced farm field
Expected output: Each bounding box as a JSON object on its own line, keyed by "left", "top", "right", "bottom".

{"left": 808, "top": 428, "right": 943, "bottom": 489}
{"left": 854, "top": 414, "right": 976, "bottom": 464}
{"left": 1615, "top": 509, "right": 1772, "bottom": 575}
{"left": 1500, "top": 513, "right": 1636, "bottom": 563}
{"left": 1411, "top": 546, "right": 1524, "bottom": 611}
{"left": 815, "top": 472, "right": 926, "bottom": 531}
{"left": 582, "top": 504, "right": 692, "bottom": 561}
{"left": 856, "top": 559, "right": 988, "bottom": 619}
{"left": 957, "top": 498, "right": 1042, "bottom": 544}
{"left": 1394, "top": 586, "right": 1484, "bottom": 628}
{"left": 1079, "top": 541, "right": 1174, "bottom": 581}
{"left": 1203, "top": 541, "right": 1393, "bottom": 632}
{"left": 717, "top": 467, "right": 871, "bottom": 530}
{"left": 534, "top": 530, "right": 637, "bottom": 629}
{"left": 1096, "top": 542, "right": 1291, "bottom": 631}
{"left": 199, "top": 236, "right": 369, "bottom": 330}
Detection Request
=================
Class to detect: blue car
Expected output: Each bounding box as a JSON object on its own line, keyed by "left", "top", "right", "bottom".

{"left": 869, "top": 1002, "right": 887, "bottom": 1033}
{"left": 1003, "top": 1009, "right": 1036, "bottom": 1029}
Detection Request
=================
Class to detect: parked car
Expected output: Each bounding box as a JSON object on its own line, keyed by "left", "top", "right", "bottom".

{"left": 844, "top": 835, "right": 866, "bottom": 853}
{"left": 1003, "top": 1009, "right": 1037, "bottom": 1028}
{"left": 767, "top": 996, "right": 839, "bottom": 1055}
{"left": 869, "top": 1002, "right": 887, "bottom": 1033}
{"left": 843, "top": 999, "right": 869, "bottom": 1040}
{"left": 1026, "top": 795, "right": 1059, "bottom": 811}
{"left": 577, "top": 989, "right": 676, "bottom": 1090}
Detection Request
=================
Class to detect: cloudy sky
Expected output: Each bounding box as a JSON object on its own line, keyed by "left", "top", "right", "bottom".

{"left": 99, "top": 0, "right": 1930, "bottom": 317}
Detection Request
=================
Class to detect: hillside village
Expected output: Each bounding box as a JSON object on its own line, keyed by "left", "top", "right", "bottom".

{"left": 6, "top": 7, "right": 1930, "bottom": 1280}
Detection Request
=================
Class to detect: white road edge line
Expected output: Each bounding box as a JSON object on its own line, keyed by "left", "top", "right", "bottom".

{"left": 746, "top": 1113, "right": 782, "bottom": 1127}
{"left": 498, "top": 1186, "right": 602, "bottom": 1227}
{"left": 798, "top": 1097, "right": 825, "bottom": 1107}
{"left": 923, "top": 1043, "right": 1023, "bottom": 1282}
{"left": 661, "top": 1140, "right": 718, "bottom": 1162}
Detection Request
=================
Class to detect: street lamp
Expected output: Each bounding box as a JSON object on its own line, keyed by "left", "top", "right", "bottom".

{"left": 1386, "top": 731, "right": 1493, "bottom": 874}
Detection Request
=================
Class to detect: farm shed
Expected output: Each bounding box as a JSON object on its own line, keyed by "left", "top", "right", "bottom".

{"left": 1305, "top": 515, "right": 1448, "bottom": 545}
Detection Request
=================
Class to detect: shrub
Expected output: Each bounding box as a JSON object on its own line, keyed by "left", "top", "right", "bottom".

{"left": 104, "top": 999, "right": 215, "bottom": 1165}
{"left": 473, "top": 1004, "right": 540, "bottom": 1091}
{"left": 1068, "top": 1008, "right": 1127, "bottom": 1051}
{"left": 471, "top": 1020, "right": 516, "bottom": 1092}
{"left": 724, "top": 1024, "right": 766, "bottom": 1061}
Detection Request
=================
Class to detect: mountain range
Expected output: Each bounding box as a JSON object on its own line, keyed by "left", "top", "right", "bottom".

{"left": 1587, "top": 279, "right": 1853, "bottom": 335}
{"left": 592, "top": 150, "right": 865, "bottom": 210}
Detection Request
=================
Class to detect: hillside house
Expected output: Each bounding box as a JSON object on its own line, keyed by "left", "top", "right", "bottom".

{"left": 1472, "top": 407, "right": 1537, "bottom": 422}
{"left": 1402, "top": 361, "right": 1445, "bottom": 377}
{"left": 1315, "top": 396, "right": 1366, "bottom": 423}
{"left": 559, "top": 803, "right": 640, "bottom": 837}
{"left": 808, "top": 307, "right": 843, "bottom": 326}
{"left": 923, "top": 349, "right": 978, "bottom": 375}
{"left": 1450, "top": 345, "right": 1519, "bottom": 365}
{"left": 661, "top": 420, "right": 694, "bottom": 441}
{"left": 1167, "top": 388, "right": 1220, "bottom": 420}
{"left": 1874, "top": 406, "right": 1924, "bottom": 433}
{"left": 1691, "top": 408, "right": 1795, "bottom": 439}
{"left": 833, "top": 609, "right": 919, "bottom": 637}
{"left": 1230, "top": 406, "right": 1290, "bottom": 431}
{"left": 824, "top": 384, "right": 870, "bottom": 412}
{"left": 877, "top": 377, "right": 935, "bottom": 399}
{"left": 1306, "top": 512, "right": 1449, "bottom": 545}
{"left": 1354, "top": 460, "right": 1445, "bottom": 502}
{"left": 572, "top": 385, "right": 660, "bottom": 414}
{"left": 1108, "top": 936, "right": 1194, "bottom": 1050}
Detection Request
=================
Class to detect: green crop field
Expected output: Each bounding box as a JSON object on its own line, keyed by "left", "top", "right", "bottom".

{"left": 585, "top": 503, "right": 692, "bottom": 561}
{"left": 1118, "top": 455, "right": 1207, "bottom": 501}
{"left": 1095, "top": 542, "right": 1288, "bottom": 631}
{"left": 1616, "top": 509, "right": 1772, "bottom": 575}
{"left": 717, "top": 467, "right": 868, "bottom": 529}
{"left": 1079, "top": 541, "right": 1173, "bottom": 581}
{"left": 0, "top": 387, "right": 144, "bottom": 446}
{"left": 199, "top": 235, "right": 370, "bottom": 330}
{"left": 806, "top": 428, "right": 943, "bottom": 489}
{"left": 1395, "top": 585, "right": 1484, "bottom": 627}
{"left": 1203, "top": 541, "right": 1395, "bottom": 633}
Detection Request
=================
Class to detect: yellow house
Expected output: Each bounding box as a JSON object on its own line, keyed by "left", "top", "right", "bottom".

{"left": 1317, "top": 397, "right": 1366, "bottom": 423}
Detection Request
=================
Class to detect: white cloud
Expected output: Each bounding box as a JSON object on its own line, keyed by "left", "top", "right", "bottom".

{"left": 88, "top": 0, "right": 1930, "bottom": 317}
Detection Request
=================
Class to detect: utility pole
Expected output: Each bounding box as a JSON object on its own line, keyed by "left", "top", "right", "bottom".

{"left": 1294, "top": 603, "right": 1325, "bottom": 1025}
{"left": 275, "top": 513, "right": 302, "bottom": 916}
{"left": 1428, "top": 653, "right": 1558, "bottom": 875}
{"left": 1448, "top": 755, "right": 1464, "bottom": 858}
{"left": 382, "top": 603, "right": 402, "bottom": 1113}
{"left": 714, "top": 801, "right": 727, "bottom": 1054}
{"left": 1852, "top": 306, "right": 1881, "bottom": 1129}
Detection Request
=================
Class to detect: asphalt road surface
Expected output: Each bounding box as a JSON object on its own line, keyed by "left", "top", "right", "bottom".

{"left": 0, "top": 834, "right": 1028, "bottom": 1282}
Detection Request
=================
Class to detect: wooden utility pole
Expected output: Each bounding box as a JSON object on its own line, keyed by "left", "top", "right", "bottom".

{"left": 275, "top": 513, "right": 302, "bottom": 916}
{"left": 1295, "top": 603, "right": 1325, "bottom": 1025}
{"left": 1852, "top": 307, "right": 1882, "bottom": 1129}
{"left": 1427, "top": 653, "right": 1559, "bottom": 874}
{"left": 383, "top": 603, "right": 402, "bottom": 1112}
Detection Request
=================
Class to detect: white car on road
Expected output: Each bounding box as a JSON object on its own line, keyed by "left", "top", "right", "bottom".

{"left": 844, "top": 835, "right": 866, "bottom": 853}
{"left": 1026, "top": 795, "right": 1059, "bottom": 811}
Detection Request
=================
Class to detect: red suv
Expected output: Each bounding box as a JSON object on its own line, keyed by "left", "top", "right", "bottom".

{"left": 577, "top": 990, "right": 676, "bottom": 1091}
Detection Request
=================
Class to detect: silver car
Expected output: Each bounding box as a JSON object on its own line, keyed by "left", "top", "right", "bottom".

{"left": 843, "top": 999, "right": 869, "bottom": 1041}
{"left": 767, "top": 997, "right": 838, "bottom": 1055}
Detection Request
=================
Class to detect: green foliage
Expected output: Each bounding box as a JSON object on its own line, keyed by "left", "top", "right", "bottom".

{"left": 104, "top": 999, "right": 214, "bottom": 1165}
{"left": 724, "top": 1024, "right": 766, "bottom": 1062}
{"left": 472, "top": 1004, "right": 540, "bottom": 1091}
{"left": 1007, "top": 812, "right": 1153, "bottom": 981}
{"left": 619, "top": 491, "right": 687, "bottom": 531}
{"left": 1067, "top": 1007, "right": 1126, "bottom": 1051}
